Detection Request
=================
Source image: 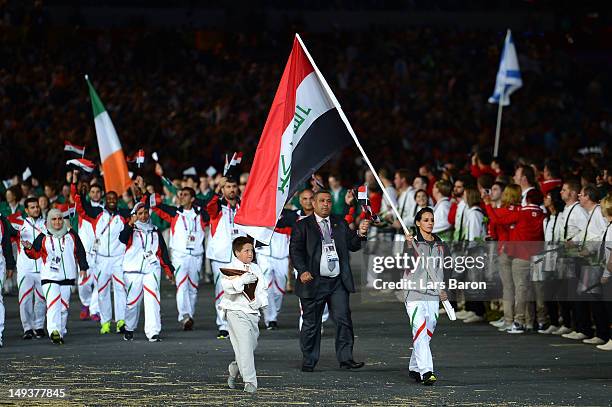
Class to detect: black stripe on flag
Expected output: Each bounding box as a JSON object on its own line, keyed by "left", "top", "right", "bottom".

{"left": 288, "top": 108, "right": 352, "bottom": 197}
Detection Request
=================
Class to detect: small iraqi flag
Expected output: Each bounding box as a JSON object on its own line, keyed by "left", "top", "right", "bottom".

{"left": 235, "top": 34, "right": 353, "bottom": 243}
{"left": 64, "top": 141, "right": 86, "bottom": 156}
{"left": 126, "top": 149, "right": 145, "bottom": 166}
{"left": 223, "top": 152, "right": 243, "bottom": 177}
{"left": 66, "top": 158, "right": 96, "bottom": 173}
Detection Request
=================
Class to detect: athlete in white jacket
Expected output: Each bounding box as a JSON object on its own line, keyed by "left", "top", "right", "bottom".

{"left": 24, "top": 209, "right": 89, "bottom": 344}
{"left": 16, "top": 197, "right": 47, "bottom": 339}
{"left": 206, "top": 177, "right": 246, "bottom": 339}
{"left": 150, "top": 186, "right": 209, "bottom": 331}
{"left": 72, "top": 181, "right": 131, "bottom": 335}
{"left": 119, "top": 203, "right": 174, "bottom": 342}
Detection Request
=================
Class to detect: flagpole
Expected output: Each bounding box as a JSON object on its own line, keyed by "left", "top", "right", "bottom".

{"left": 493, "top": 86, "right": 504, "bottom": 158}
{"left": 296, "top": 34, "right": 456, "bottom": 319}
{"left": 295, "top": 34, "right": 409, "bottom": 237}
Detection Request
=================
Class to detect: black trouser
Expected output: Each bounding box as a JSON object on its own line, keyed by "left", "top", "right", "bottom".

{"left": 300, "top": 276, "right": 354, "bottom": 368}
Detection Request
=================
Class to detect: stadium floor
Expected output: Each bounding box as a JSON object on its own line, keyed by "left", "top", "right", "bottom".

{"left": 0, "top": 282, "right": 610, "bottom": 407}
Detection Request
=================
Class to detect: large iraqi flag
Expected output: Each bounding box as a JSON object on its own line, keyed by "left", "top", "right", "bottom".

{"left": 86, "top": 76, "right": 132, "bottom": 194}
{"left": 235, "top": 34, "right": 354, "bottom": 243}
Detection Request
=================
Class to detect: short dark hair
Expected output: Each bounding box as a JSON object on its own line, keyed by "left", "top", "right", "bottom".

{"left": 232, "top": 236, "right": 254, "bottom": 256}
{"left": 477, "top": 173, "right": 495, "bottom": 190}
{"left": 181, "top": 187, "right": 196, "bottom": 198}
{"left": 526, "top": 189, "right": 543, "bottom": 206}
{"left": 414, "top": 175, "right": 429, "bottom": 187}
{"left": 477, "top": 151, "right": 492, "bottom": 166}
{"left": 414, "top": 207, "right": 434, "bottom": 223}
{"left": 544, "top": 159, "right": 561, "bottom": 178}
{"left": 547, "top": 187, "right": 565, "bottom": 213}
{"left": 313, "top": 189, "right": 332, "bottom": 199}
{"left": 24, "top": 197, "right": 38, "bottom": 207}
{"left": 581, "top": 184, "right": 600, "bottom": 203}
{"left": 518, "top": 164, "right": 537, "bottom": 187}
{"left": 395, "top": 169, "right": 411, "bottom": 183}
{"left": 564, "top": 179, "right": 581, "bottom": 194}
{"left": 90, "top": 184, "right": 102, "bottom": 191}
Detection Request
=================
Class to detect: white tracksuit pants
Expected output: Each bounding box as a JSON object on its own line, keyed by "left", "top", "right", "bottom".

{"left": 173, "top": 253, "right": 203, "bottom": 322}
{"left": 17, "top": 270, "right": 46, "bottom": 332}
{"left": 294, "top": 269, "right": 329, "bottom": 330}
{"left": 43, "top": 282, "right": 72, "bottom": 338}
{"left": 0, "top": 262, "right": 5, "bottom": 343}
{"left": 227, "top": 310, "right": 260, "bottom": 388}
{"left": 78, "top": 255, "right": 97, "bottom": 311}
{"left": 125, "top": 269, "right": 161, "bottom": 339}
{"left": 96, "top": 255, "right": 125, "bottom": 324}
{"left": 406, "top": 300, "right": 439, "bottom": 376}
{"left": 258, "top": 254, "right": 289, "bottom": 325}
{"left": 211, "top": 260, "right": 230, "bottom": 330}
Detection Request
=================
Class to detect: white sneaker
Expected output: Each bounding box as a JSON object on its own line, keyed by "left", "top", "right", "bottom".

{"left": 456, "top": 311, "right": 475, "bottom": 320}
{"left": 552, "top": 326, "right": 572, "bottom": 335}
{"left": 562, "top": 331, "right": 588, "bottom": 340}
{"left": 244, "top": 383, "right": 257, "bottom": 394}
{"left": 507, "top": 322, "right": 525, "bottom": 334}
{"left": 497, "top": 322, "right": 513, "bottom": 332}
{"left": 490, "top": 318, "right": 505, "bottom": 327}
{"left": 463, "top": 315, "right": 485, "bottom": 323}
{"left": 228, "top": 362, "right": 239, "bottom": 389}
{"left": 582, "top": 337, "right": 606, "bottom": 345}
{"left": 596, "top": 339, "right": 612, "bottom": 351}
{"left": 538, "top": 325, "right": 558, "bottom": 334}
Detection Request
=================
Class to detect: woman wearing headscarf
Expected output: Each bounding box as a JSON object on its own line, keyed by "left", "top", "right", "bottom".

{"left": 23, "top": 208, "right": 88, "bottom": 344}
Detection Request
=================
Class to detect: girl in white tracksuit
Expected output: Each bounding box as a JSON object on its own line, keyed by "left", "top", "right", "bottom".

{"left": 403, "top": 207, "right": 449, "bottom": 385}
{"left": 119, "top": 203, "right": 174, "bottom": 342}
{"left": 218, "top": 236, "right": 268, "bottom": 394}
{"left": 24, "top": 209, "right": 89, "bottom": 344}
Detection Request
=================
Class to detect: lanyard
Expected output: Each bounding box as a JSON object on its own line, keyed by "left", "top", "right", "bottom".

{"left": 136, "top": 229, "right": 151, "bottom": 251}
{"left": 49, "top": 235, "right": 66, "bottom": 254}
{"left": 315, "top": 218, "right": 334, "bottom": 241}
{"left": 97, "top": 214, "right": 116, "bottom": 238}
{"left": 25, "top": 218, "right": 43, "bottom": 235}
{"left": 181, "top": 213, "right": 197, "bottom": 234}
{"left": 599, "top": 222, "right": 611, "bottom": 261}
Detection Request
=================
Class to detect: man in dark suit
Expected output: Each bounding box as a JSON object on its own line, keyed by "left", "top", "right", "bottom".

{"left": 290, "top": 190, "right": 370, "bottom": 372}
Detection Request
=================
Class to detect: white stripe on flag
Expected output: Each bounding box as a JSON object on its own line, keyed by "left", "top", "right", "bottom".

{"left": 94, "top": 111, "right": 122, "bottom": 161}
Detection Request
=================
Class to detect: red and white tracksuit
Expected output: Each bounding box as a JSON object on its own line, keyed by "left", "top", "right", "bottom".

{"left": 120, "top": 223, "right": 173, "bottom": 339}
{"left": 77, "top": 218, "right": 98, "bottom": 315}
{"left": 256, "top": 231, "right": 290, "bottom": 326}
{"left": 16, "top": 217, "right": 47, "bottom": 333}
{"left": 25, "top": 230, "right": 88, "bottom": 338}
{"left": 207, "top": 195, "right": 245, "bottom": 330}
{"left": 152, "top": 203, "right": 209, "bottom": 323}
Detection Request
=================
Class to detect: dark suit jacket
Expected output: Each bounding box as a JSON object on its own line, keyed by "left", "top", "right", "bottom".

{"left": 290, "top": 214, "right": 364, "bottom": 299}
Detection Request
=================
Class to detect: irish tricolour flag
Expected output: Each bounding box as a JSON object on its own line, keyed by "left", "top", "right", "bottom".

{"left": 85, "top": 76, "right": 132, "bottom": 194}
{"left": 235, "top": 34, "right": 353, "bottom": 243}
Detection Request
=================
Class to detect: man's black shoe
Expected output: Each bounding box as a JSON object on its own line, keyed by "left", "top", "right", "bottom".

{"left": 34, "top": 329, "right": 46, "bottom": 339}
{"left": 301, "top": 365, "right": 314, "bottom": 372}
{"left": 339, "top": 360, "right": 365, "bottom": 369}
{"left": 22, "top": 330, "right": 34, "bottom": 340}
{"left": 409, "top": 370, "right": 422, "bottom": 383}
{"left": 267, "top": 321, "right": 278, "bottom": 330}
{"left": 422, "top": 371, "right": 437, "bottom": 386}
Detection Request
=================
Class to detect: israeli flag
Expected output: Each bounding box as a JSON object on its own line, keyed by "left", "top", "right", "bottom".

{"left": 488, "top": 30, "right": 522, "bottom": 106}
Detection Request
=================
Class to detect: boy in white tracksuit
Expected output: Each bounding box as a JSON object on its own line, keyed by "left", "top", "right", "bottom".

{"left": 218, "top": 236, "right": 268, "bottom": 394}
{"left": 403, "top": 208, "right": 449, "bottom": 386}
{"left": 119, "top": 203, "right": 174, "bottom": 342}
{"left": 16, "top": 197, "right": 47, "bottom": 339}
{"left": 24, "top": 209, "right": 89, "bottom": 344}
{"left": 1, "top": 214, "right": 17, "bottom": 347}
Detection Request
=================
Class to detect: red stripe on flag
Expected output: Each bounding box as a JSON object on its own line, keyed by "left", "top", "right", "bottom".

{"left": 234, "top": 37, "right": 314, "bottom": 229}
